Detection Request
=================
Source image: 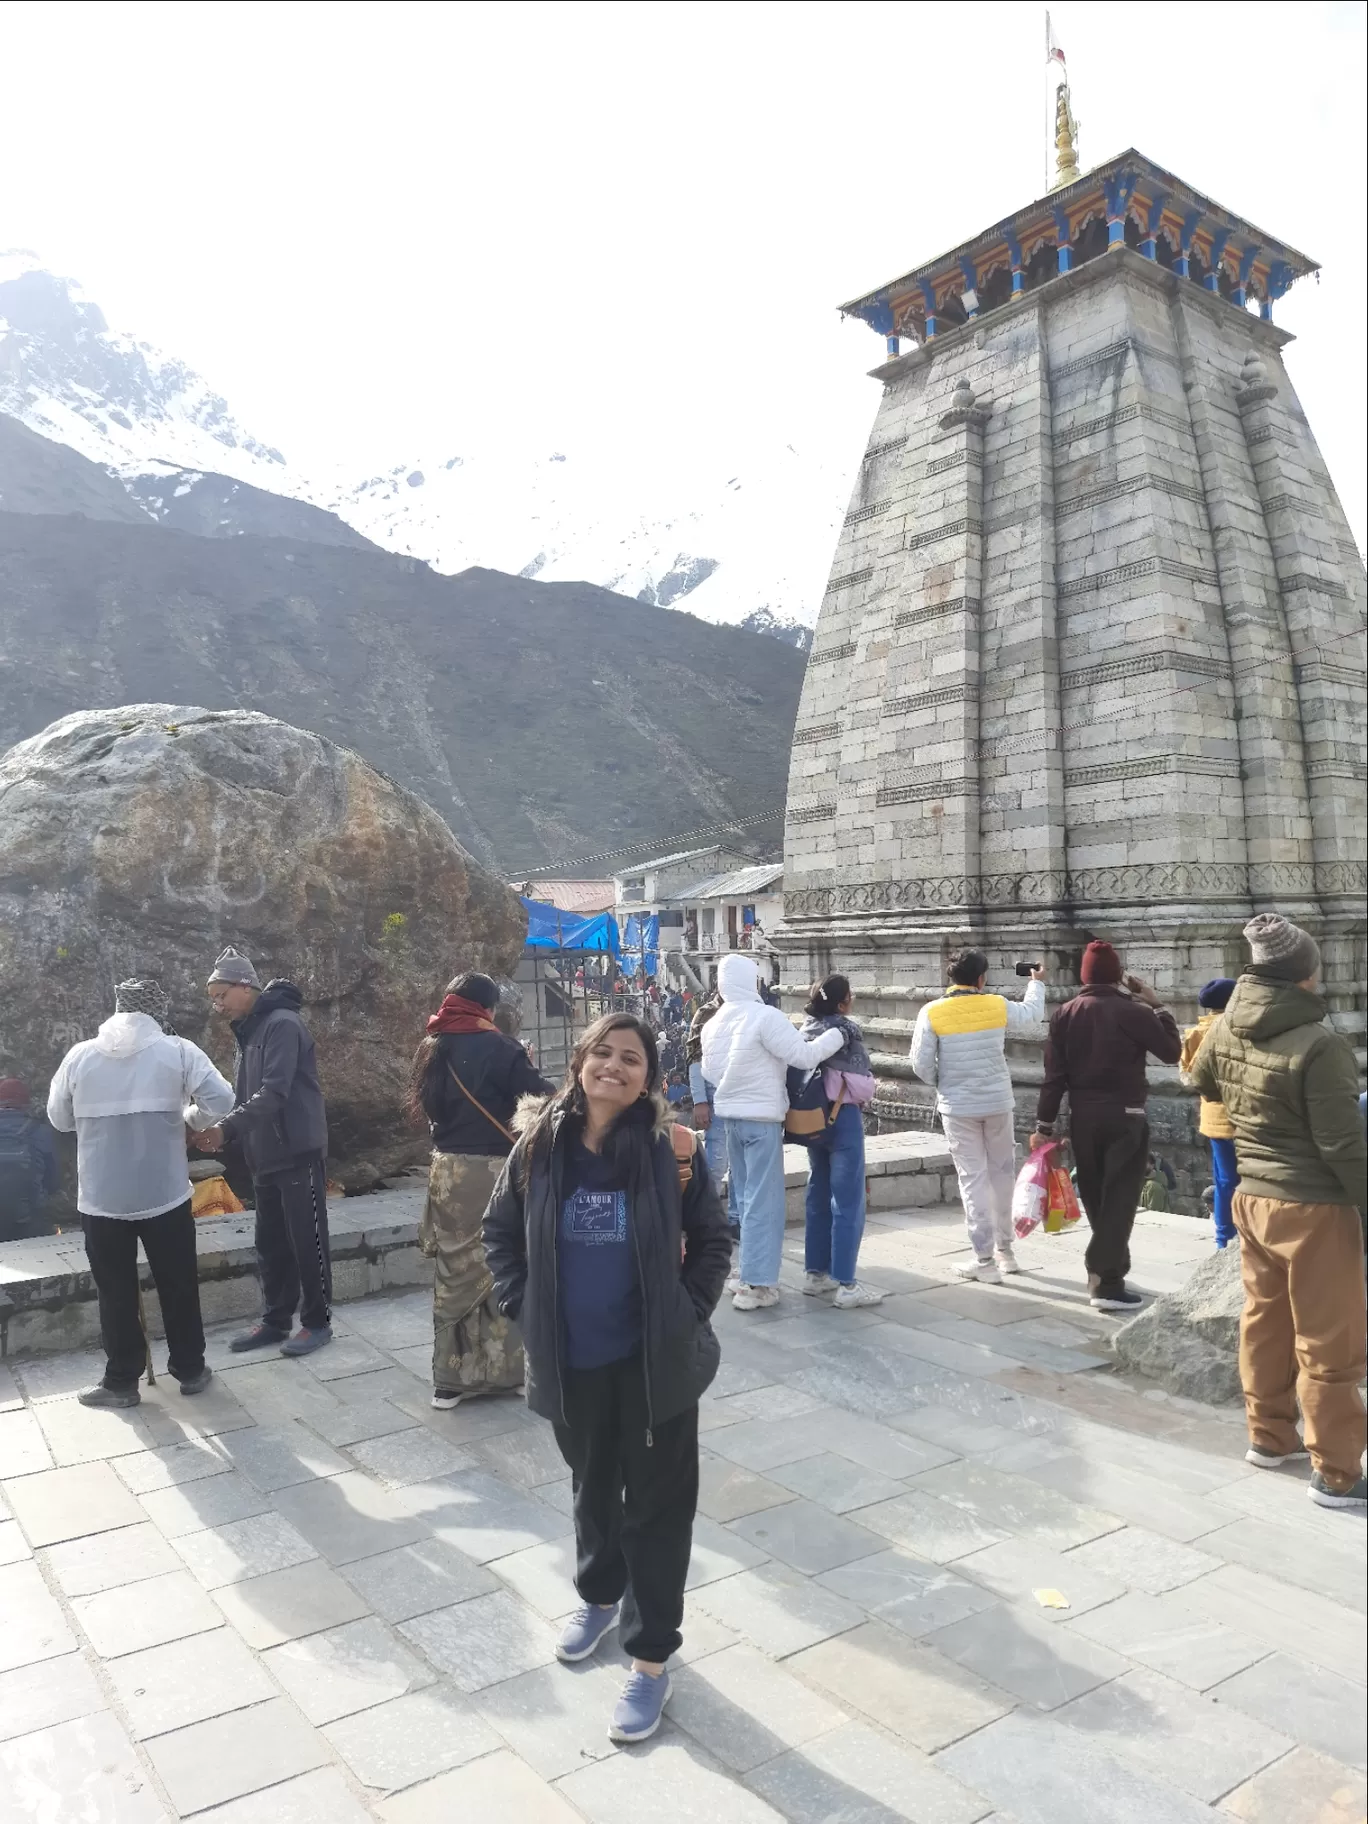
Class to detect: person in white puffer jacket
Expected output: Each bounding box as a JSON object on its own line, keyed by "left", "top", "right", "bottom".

{"left": 701, "top": 955, "right": 843, "bottom": 1309}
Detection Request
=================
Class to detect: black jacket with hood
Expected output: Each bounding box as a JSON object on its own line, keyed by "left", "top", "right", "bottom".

{"left": 482, "top": 1096, "right": 732, "bottom": 1435}
{"left": 221, "top": 981, "right": 328, "bottom": 1179}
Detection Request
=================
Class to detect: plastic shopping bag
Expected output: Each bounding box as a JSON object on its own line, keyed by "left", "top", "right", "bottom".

{"left": 1012, "top": 1146, "right": 1052, "bottom": 1239}
{"left": 1044, "top": 1161, "right": 1083, "bottom": 1234}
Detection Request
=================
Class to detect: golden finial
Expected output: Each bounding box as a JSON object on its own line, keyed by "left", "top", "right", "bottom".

{"left": 1051, "top": 84, "right": 1080, "bottom": 191}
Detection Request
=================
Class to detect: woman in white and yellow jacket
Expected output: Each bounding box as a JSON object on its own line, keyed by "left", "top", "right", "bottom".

{"left": 910, "top": 950, "right": 1046, "bottom": 1281}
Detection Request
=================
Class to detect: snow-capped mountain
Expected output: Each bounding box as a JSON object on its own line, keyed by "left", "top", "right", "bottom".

{"left": 2, "top": 252, "right": 860, "bottom": 640}
{"left": 322, "top": 437, "right": 852, "bottom": 641}
{"left": 0, "top": 251, "right": 302, "bottom": 494}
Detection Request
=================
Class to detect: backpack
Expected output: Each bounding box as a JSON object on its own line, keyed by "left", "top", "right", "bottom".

{"left": 784, "top": 1069, "right": 848, "bottom": 1141}
{"left": 670, "top": 1123, "right": 696, "bottom": 1190}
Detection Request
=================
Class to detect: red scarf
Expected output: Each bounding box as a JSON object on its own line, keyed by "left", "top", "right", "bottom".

{"left": 426, "top": 994, "right": 498, "bottom": 1036}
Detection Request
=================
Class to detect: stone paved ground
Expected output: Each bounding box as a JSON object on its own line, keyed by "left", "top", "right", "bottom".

{"left": 1, "top": 1201, "right": 1364, "bottom": 1823}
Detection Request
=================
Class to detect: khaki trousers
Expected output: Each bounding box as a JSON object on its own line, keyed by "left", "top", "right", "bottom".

{"left": 1232, "top": 1191, "right": 1366, "bottom": 1490}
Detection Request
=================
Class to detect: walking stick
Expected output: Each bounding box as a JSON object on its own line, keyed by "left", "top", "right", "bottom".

{"left": 137, "top": 1282, "right": 156, "bottom": 1386}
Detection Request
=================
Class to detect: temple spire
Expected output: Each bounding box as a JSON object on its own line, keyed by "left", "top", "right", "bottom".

{"left": 1051, "top": 84, "right": 1081, "bottom": 190}
{"left": 1045, "top": 14, "right": 1080, "bottom": 191}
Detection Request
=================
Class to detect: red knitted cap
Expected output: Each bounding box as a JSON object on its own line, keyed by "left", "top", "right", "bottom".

{"left": 1080, "top": 941, "right": 1123, "bottom": 985}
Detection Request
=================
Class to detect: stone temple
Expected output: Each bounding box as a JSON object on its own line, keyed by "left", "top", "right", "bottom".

{"left": 778, "top": 140, "right": 1365, "bottom": 1115}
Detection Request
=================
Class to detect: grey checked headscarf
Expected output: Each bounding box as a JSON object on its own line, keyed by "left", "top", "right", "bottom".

{"left": 114, "top": 978, "right": 172, "bottom": 1029}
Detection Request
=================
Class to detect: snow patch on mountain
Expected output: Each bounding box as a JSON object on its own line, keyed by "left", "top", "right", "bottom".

{"left": 2, "top": 252, "right": 864, "bottom": 638}
{"left": 0, "top": 251, "right": 302, "bottom": 493}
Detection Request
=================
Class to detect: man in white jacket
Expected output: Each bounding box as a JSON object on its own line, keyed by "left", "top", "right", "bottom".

{"left": 910, "top": 950, "right": 1046, "bottom": 1283}
{"left": 47, "top": 978, "right": 235, "bottom": 1408}
{"left": 701, "top": 955, "right": 844, "bottom": 1309}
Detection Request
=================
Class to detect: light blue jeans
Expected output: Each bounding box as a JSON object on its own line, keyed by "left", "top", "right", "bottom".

{"left": 725, "top": 1118, "right": 788, "bottom": 1288}
{"left": 688, "top": 1067, "right": 735, "bottom": 1227}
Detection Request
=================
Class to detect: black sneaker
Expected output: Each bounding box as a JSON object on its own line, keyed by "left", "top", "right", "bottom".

{"left": 178, "top": 1366, "right": 214, "bottom": 1396}
{"left": 77, "top": 1383, "right": 140, "bottom": 1409}
{"left": 1090, "top": 1285, "right": 1144, "bottom": 1311}
{"left": 229, "top": 1323, "right": 290, "bottom": 1353}
{"left": 1308, "top": 1472, "right": 1367, "bottom": 1510}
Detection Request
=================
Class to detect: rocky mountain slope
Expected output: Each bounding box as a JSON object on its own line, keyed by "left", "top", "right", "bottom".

{"left": 2, "top": 251, "right": 847, "bottom": 641}
{"left": 0, "top": 506, "right": 803, "bottom": 873}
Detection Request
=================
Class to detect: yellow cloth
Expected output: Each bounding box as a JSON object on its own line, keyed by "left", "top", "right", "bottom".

{"left": 191, "top": 1177, "right": 245, "bottom": 1218}
{"left": 1181, "top": 1014, "right": 1235, "bottom": 1139}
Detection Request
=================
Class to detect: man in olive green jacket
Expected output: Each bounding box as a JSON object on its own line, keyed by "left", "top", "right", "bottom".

{"left": 1191, "top": 913, "right": 1366, "bottom": 1510}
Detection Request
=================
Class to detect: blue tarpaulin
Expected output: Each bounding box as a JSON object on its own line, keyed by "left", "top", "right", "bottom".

{"left": 521, "top": 897, "right": 621, "bottom": 954}
{"left": 621, "top": 914, "right": 659, "bottom": 976}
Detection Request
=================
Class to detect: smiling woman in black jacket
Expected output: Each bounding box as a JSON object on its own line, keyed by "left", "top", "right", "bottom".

{"left": 482, "top": 1011, "right": 731, "bottom": 1745}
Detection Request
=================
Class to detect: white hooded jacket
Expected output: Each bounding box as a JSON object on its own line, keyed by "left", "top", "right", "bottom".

{"left": 701, "top": 955, "right": 844, "bottom": 1123}
{"left": 47, "top": 1013, "right": 235, "bottom": 1220}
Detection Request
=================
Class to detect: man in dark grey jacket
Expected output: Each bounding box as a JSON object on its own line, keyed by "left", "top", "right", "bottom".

{"left": 196, "top": 948, "right": 333, "bottom": 1357}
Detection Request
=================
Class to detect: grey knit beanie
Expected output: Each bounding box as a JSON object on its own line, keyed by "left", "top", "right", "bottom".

{"left": 1243, "top": 914, "right": 1320, "bottom": 983}
{"left": 207, "top": 946, "right": 261, "bottom": 989}
{"left": 114, "top": 978, "right": 171, "bottom": 1024}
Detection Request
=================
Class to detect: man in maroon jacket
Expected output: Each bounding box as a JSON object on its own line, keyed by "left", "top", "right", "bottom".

{"left": 1034, "top": 941, "right": 1182, "bottom": 1311}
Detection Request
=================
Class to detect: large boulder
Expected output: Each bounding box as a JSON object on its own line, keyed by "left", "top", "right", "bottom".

{"left": 0, "top": 705, "right": 525, "bottom": 1185}
{"left": 1111, "top": 1245, "right": 1245, "bottom": 1405}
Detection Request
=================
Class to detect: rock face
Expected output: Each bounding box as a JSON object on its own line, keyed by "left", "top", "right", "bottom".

{"left": 0, "top": 705, "right": 526, "bottom": 1185}
{"left": 1111, "top": 1245, "right": 1245, "bottom": 1405}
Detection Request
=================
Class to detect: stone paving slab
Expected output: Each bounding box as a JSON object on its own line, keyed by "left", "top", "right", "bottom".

{"left": 1, "top": 1197, "right": 1363, "bottom": 1821}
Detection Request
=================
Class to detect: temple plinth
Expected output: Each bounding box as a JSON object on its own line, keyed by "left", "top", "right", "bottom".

{"left": 778, "top": 148, "right": 1366, "bottom": 1065}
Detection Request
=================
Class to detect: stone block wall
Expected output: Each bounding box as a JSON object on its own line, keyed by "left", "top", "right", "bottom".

{"left": 780, "top": 247, "right": 1366, "bottom": 1038}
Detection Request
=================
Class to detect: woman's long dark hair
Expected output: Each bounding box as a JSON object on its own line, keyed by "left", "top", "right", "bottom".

{"left": 517, "top": 1012, "right": 662, "bottom": 1181}
{"left": 405, "top": 972, "right": 500, "bottom": 1127}
{"left": 804, "top": 974, "right": 850, "bottom": 1019}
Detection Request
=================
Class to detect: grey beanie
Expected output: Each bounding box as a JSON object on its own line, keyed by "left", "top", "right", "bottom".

{"left": 114, "top": 978, "right": 171, "bottom": 1024}
{"left": 1243, "top": 914, "right": 1321, "bottom": 983}
{"left": 208, "top": 946, "right": 261, "bottom": 989}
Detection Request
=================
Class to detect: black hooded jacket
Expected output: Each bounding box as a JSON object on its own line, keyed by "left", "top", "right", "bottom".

{"left": 222, "top": 980, "right": 328, "bottom": 1179}
{"left": 482, "top": 1099, "right": 732, "bottom": 1434}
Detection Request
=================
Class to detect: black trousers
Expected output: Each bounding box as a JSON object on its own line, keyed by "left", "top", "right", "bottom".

{"left": 254, "top": 1156, "right": 333, "bottom": 1333}
{"left": 552, "top": 1356, "right": 699, "bottom": 1664}
{"left": 1070, "top": 1110, "right": 1149, "bottom": 1294}
{"left": 82, "top": 1201, "right": 205, "bottom": 1391}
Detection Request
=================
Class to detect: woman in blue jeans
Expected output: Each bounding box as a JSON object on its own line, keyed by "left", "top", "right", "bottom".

{"left": 799, "top": 977, "right": 882, "bottom": 1309}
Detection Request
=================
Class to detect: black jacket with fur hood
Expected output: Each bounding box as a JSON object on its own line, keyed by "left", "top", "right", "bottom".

{"left": 482, "top": 1095, "right": 732, "bottom": 1434}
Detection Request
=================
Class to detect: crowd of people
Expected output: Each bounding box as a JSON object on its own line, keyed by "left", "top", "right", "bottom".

{"left": 0, "top": 908, "right": 1361, "bottom": 1745}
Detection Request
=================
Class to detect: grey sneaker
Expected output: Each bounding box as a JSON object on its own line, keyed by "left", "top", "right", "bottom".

{"left": 609, "top": 1667, "right": 672, "bottom": 1743}
{"left": 1245, "top": 1443, "right": 1309, "bottom": 1469}
{"left": 1308, "top": 1472, "right": 1367, "bottom": 1510}
{"left": 77, "top": 1383, "right": 140, "bottom": 1409}
{"left": 229, "top": 1323, "right": 289, "bottom": 1353}
{"left": 178, "top": 1366, "right": 214, "bottom": 1397}
{"left": 280, "top": 1326, "right": 333, "bottom": 1357}
{"left": 556, "top": 1602, "right": 620, "bottom": 1663}
{"left": 803, "top": 1272, "right": 839, "bottom": 1296}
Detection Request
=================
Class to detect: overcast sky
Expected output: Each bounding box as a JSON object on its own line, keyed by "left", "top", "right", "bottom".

{"left": 3, "top": 0, "right": 1365, "bottom": 545}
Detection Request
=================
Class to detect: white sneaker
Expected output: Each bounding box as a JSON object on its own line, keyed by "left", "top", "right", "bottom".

{"left": 803, "top": 1272, "right": 839, "bottom": 1297}
{"left": 725, "top": 1273, "right": 742, "bottom": 1294}
{"left": 732, "top": 1283, "right": 780, "bottom": 1311}
{"left": 833, "top": 1281, "right": 884, "bottom": 1309}
{"left": 431, "top": 1390, "right": 465, "bottom": 1411}
{"left": 954, "top": 1259, "right": 1002, "bottom": 1285}
{"left": 995, "top": 1248, "right": 1022, "bottom": 1275}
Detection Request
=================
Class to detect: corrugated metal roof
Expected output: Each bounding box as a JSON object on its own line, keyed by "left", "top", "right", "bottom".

{"left": 520, "top": 879, "right": 617, "bottom": 913}
{"left": 612, "top": 845, "right": 725, "bottom": 879}
{"left": 676, "top": 862, "right": 784, "bottom": 901}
